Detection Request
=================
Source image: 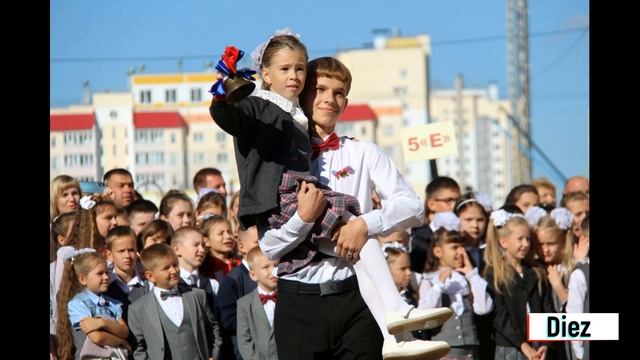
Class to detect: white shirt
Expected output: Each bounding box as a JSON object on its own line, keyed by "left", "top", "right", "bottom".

{"left": 419, "top": 268, "right": 493, "bottom": 316}
{"left": 260, "top": 135, "right": 424, "bottom": 283}
{"left": 257, "top": 286, "right": 276, "bottom": 328}
{"left": 179, "top": 267, "right": 220, "bottom": 295}
{"left": 153, "top": 286, "right": 183, "bottom": 327}
{"left": 109, "top": 270, "right": 145, "bottom": 294}
{"left": 567, "top": 258, "right": 589, "bottom": 359}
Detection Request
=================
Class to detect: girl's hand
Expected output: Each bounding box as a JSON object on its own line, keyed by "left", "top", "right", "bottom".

{"left": 439, "top": 267, "right": 452, "bottom": 283}
{"left": 455, "top": 248, "right": 474, "bottom": 275}
{"left": 79, "top": 317, "right": 104, "bottom": 334}
{"left": 547, "top": 265, "right": 562, "bottom": 287}
{"left": 537, "top": 345, "right": 548, "bottom": 360}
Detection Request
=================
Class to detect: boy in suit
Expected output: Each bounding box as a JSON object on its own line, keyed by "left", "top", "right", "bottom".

{"left": 128, "top": 243, "right": 221, "bottom": 360}
{"left": 217, "top": 225, "right": 260, "bottom": 359}
{"left": 236, "top": 247, "right": 278, "bottom": 360}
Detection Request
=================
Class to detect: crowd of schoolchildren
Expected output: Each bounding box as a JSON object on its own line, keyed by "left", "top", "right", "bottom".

{"left": 49, "top": 28, "right": 590, "bottom": 360}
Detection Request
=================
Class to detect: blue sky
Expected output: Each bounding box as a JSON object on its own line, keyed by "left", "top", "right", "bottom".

{"left": 51, "top": 0, "right": 588, "bottom": 190}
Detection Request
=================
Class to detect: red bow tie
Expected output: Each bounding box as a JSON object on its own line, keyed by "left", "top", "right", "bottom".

{"left": 259, "top": 292, "right": 277, "bottom": 304}
{"left": 312, "top": 132, "right": 340, "bottom": 159}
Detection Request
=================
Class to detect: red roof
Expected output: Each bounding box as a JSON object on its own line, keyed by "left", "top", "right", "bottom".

{"left": 134, "top": 112, "right": 186, "bottom": 128}
{"left": 50, "top": 113, "right": 95, "bottom": 131}
{"left": 341, "top": 104, "right": 377, "bottom": 122}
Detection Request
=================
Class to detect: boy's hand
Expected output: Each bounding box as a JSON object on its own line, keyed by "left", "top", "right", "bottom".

{"left": 335, "top": 217, "right": 368, "bottom": 262}
{"left": 79, "top": 317, "right": 104, "bottom": 334}
{"left": 297, "top": 181, "right": 326, "bottom": 223}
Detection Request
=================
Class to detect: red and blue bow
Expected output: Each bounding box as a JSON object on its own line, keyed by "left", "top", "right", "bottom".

{"left": 209, "top": 46, "right": 256, "bottom": 100}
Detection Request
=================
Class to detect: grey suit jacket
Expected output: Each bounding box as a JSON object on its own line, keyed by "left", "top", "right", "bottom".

{"left": 128, "top": 286, "right": 222, "bottom": 360}
{"left": 236, "top": 289, "right": 278, "bottom": 360}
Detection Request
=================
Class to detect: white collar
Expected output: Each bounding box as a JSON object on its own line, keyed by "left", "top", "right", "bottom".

{"left": 252, "top": 89, "right": 308, "bottom": 133}
{"left": 257, "top": 285, "right": 276, "bottom": 295}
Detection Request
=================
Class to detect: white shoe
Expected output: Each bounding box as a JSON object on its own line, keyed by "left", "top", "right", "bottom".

{"left": 382, "top": 338, "right": 451, "bottom": 360}
{"left": 386, "top": 307, "right": 453, "bottom": 335}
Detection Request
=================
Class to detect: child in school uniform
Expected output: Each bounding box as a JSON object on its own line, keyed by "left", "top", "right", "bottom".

{"left": 418, "top": 212, "right": 494, "bottom": 360}
{"left": 127, "top": 244, "right": 221, "bottom": 360}
{"left": 56, "top": 248, "right": 130, "bottom": 360}
{"left": 217, "top": 225, "right": 260, "bottom": 360}
{"left": 236, "top": 247, "right": 279, "bottom": 360}
{"left": 567, "top": 215, "right": 589, "bottom": 360}
{"left": 484, "top": 208, "right": 555, "bottom": 360}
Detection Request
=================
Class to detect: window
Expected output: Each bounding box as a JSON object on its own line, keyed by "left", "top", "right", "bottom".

{"left": 194, "top": 152, "right": 204, "bottom": 164}
{"left": 165, "top": 89, "right": 177, "bottom": 103}
{"left": 136, "top": 152, "right": 165, "bottom": 165}
{"left": 113, "top": 145, "right": 116, "bottom": 156}
{"left": 383, "top": 125, "right": 394, "bottom": 137}
{"left": 399, "top": 69, "right": 407, "bottom": 79}
{"left": 191, "top": 88, "right": 202, "bottom": 102}
{"left": 135, "top": 130, "right": 164, "bottom": 144}
{"left": 110, "top": 110, "right": 118, "bottom": 119}
{"left": 393, "top": 86, "right": 407, "bottom": 96}
{"left": 50, "top": 157, "right": 58, "bottom": 169}
{"left": 171, "top": 133, "right": 176, "bottom": 143}
{"left": 50, "top": 137, "right": 56, "bottom": 147}
{"left": 360, "top": 127, "right": 367, "bottom": 136}
{"left": 217, "top": 153, "right": 228, "bottom": 163}
{"left": 140, "top": 90, "right": 152, "bottom": 104}
{"left": 171, "top": 153, "right": 177, "bottom": 165}
{"left": 217, "top": 132, "right": 226, "bottom": 143}
{"left": 112, "top": 127, "right": 116, "bottom": 138}
{"left": 194, "top": 132, "right": 204, "bottom": 143}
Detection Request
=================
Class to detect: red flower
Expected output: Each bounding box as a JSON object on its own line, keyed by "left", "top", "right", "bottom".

{"left": 222, "top": 46, "right": 240, "bottom": 74}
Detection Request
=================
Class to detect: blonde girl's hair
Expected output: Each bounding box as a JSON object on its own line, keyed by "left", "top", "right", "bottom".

{"left": 50, "top": 175, "right": 82, "bottom": 221}
{"left": 534, "top": 215, "right": 576, "bottom": 275}
{"left": 55, "top": 252, "right": 105, "bottom": 360}
{"left": 483, "top": 215, "right": 545, "bottom": 295}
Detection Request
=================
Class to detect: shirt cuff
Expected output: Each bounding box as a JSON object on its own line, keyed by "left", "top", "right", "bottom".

{"left": 290, "top": 212, "right": 315, "bottom": 232}
{"left": 360, "top": 212, "right": 383, "bottom": 236}
{"left": 465, "top": 268, "right": 480, "bottom": 280}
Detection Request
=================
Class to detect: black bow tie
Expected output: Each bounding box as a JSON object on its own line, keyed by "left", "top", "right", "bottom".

{"left": 160, "top": 289, "right": 180, "bottom": 300}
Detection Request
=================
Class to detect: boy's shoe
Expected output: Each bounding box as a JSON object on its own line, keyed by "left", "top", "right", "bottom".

{"left": 382, "top": 338, "right": 451, "bottom": 360}
{"left": 386, "top": 307, "right": 453, "bottom": 335}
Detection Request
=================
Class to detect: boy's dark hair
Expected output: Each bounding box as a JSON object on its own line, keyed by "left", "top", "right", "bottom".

{"left": 103, "top": 168, "right": 133, "bottom": 183}
{"left": 193, "top": 167, "right": 222, "bottom": 192}
{"left": 306, "top": 57, "right": 353, "bottom": 94}
{"left": 137, "top": 219, "right": 174, "bottom": 250}
{"left": 425, "top": 176, "right": 460, "bottom": 199}
{"left": 105, "top": 225, "right": 137, "bottom": 250}
{"left": 127, "top": 199, "right": 159, "bottom": 217}
{"left": 140, "top": 243, "right": 176, "bottom": 272}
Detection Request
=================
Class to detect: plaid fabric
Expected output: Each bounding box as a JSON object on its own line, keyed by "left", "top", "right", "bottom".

{"left": 271, "top": 171, "right": 362, "bottom": 276}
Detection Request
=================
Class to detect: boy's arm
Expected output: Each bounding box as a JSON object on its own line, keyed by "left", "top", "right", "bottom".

{"left": 127, "top": 304, "right": 150, "bottom": 360}
{"left": 202, "top": 291, "right": 222, "bottom": 359}
{"left": 361, "top": 143, "right": 425, "bottom": 235}
{"left": 259, "top": 182, "right": 325, "bottom": 260}
{"left": 236, "top": 299, "right": 258, "bottom": 360}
